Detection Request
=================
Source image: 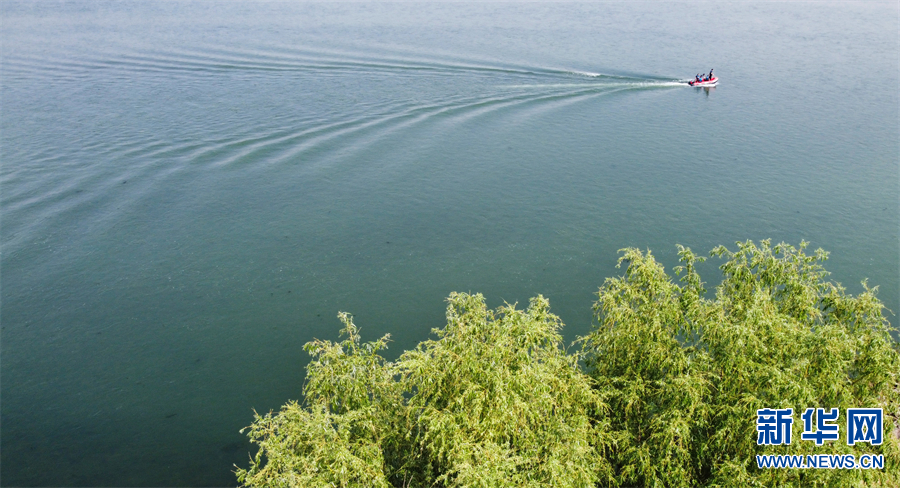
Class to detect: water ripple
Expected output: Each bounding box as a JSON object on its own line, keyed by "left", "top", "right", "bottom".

{"left": 2, "top": 45, "right": 681, "bottom": 259}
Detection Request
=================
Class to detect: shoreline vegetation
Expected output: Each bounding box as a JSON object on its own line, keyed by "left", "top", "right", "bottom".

{"left": 235, "top": 240, "right": 900, "bottom": 487}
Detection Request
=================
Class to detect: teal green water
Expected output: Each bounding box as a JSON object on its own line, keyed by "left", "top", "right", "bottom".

{"left": 2, "top": 2, "right": 898, "bottom": 485}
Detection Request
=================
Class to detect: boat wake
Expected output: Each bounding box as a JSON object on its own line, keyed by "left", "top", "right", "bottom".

{"left": 3, "top": 45, "right": 690, "bottom": 255}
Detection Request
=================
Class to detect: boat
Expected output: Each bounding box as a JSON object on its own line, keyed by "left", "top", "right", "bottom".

{"left": 688, "top": 76, "right": 718, "bottom": 87}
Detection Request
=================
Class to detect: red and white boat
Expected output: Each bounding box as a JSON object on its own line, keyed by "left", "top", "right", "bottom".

{"left": 688, "top": 76, "right": 718, "bottom": 87}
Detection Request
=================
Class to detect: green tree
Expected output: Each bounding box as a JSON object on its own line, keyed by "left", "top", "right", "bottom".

{"left": 235, "top": 312, "right": 401, "bottom": 488}
{"left": 398, "top": 292, "right": 614, "bottom": 488}
{"left": 583, "top": 240, "right": 900, "bottom": 487}
{"left": 237, "top": 296, "right": 611, "bottom": 487}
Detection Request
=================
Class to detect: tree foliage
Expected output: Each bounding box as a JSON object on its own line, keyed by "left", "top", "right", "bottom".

{"left": 237, "top": 295, "right": 608, "bottom": 487}
{"left": 583, "top": 240, "right": 900, "bottom": 487}
{"left": 235, "top": 313, "right": 398, "bottom": 488}
{"left": 398, "top": 293, "right": 613, "bottom": 488}
{"left": 237, "top": 240, "right": 899, "bottom": 487}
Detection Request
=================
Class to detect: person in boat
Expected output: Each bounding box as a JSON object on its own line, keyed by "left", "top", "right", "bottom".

{"left": 695, "top": 74, "right": 702, "bottom": 83}
{"left": 708, "top": 69, "right": 714, "bottom": 80}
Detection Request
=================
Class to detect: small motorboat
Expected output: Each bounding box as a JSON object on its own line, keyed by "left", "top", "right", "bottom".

{"left": 688, "top": 76, "right": 718, "bottom": 87}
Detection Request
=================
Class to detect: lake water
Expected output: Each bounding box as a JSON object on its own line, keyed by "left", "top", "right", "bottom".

{"left": 2, "top": 1, "right": 897, "bottom": 485}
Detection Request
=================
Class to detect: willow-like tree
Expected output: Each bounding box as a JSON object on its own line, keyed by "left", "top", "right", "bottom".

{"left": 583, "top": 240, "right": 899, "bottom": 487}
{"left": 398, "top": 293, "right": 614, "bottom": 487}
{"left": 237, "top": 294, "right": 611, "bottom": 487}
{"left": 235, "top": 312, "right": 402, "bottom": 488}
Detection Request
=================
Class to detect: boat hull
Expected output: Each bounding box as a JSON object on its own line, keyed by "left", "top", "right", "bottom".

{"left": 688, "top": 77, "right": 718, "bottom": 87}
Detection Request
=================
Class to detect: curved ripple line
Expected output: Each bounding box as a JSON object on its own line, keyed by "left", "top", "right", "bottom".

{"left": 4, "top": 47, "right": 669, "bottom": 86}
